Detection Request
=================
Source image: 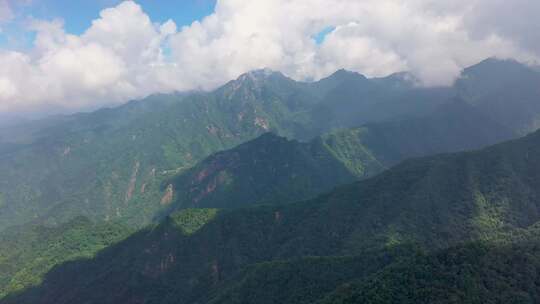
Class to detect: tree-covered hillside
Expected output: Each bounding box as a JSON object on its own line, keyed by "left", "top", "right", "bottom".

{"left": 319, "top": 238, "right": 540, "bottom": 304}
{"left": 0, "top": 97, "right": 516, "bottom": 298}
{"left": 167, "top": 132, "right": 365, "bottom": 210}
{"left": 6, "top": 124, "right": 540, "bottom": 304}
{"left": 0, "top": 217, "right": 131, "bottom": 298}
{"left": 0, "top": 58, "right": 537, "bottom": 234}
{"left": 0, "top": 70, "right": 318, "bottom": 231}
{"left": 1, "top": 58, "right": 540, "bottom": 304}
{"left": 164, "top": 98, "right": 513, "bottom": 211}
{"left": 0, "top": 67, "right": 455, "bottom": 232}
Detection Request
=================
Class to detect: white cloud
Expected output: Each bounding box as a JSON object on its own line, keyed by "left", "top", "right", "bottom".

{"left": 463, "top": 0, "right": 540, "bottom": 57}
{"left": 0, "top": 0, "right": 539, "bottom": 114}
{"left": 315, "top": 22, "right": 408, "bottom": 80}
{"left": 0, "top": 1, "right": 179, "bottom": 113}
{"left": 167, "top": 0, "right": 538, "bottom": 88}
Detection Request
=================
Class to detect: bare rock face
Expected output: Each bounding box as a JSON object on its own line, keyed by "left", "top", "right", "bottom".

{"left": 160, "top": 184, "right": 174, "bottom": 205}
{"left": 125, "top": 161, "right": 140, "bottom": 204}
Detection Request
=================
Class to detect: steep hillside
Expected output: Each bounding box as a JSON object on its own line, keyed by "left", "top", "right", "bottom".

{"left": 0, "top": 69, "right": 355, "bottom": 230}
{"left": 345, "top": 99, "right": 515, "bottom": 166}
{"left": 165, "top": 99, "right": 513, "bottom": 211}
{"left": 1, "top": 59, "right": 534, "bottom": 232}
{"left": 0, "top": 217, "right": 131, "bottom": 298}
{"left": 167, "top": 133, "right": 359, "bottom": 210}
{"left": 0, "top": 65, "right": 460, "bottom": 232}
{"left": 308, "top": 69, "right": 454, "bottom": 133}
{"left": 6, "top": 127, "right": 540, "bottom": 304}
{"left": 0, "top": 70, "right": 320, "bottom": 231}
{"left": 210, "top": 235, "right": 540, "bottom": 304}
{"left": 319, "top": 238, "right": 540, "bottom": 304}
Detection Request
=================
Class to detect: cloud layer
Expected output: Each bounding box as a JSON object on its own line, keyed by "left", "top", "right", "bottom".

{"left": 0, "top": 0, "right": 539, "bottom": 113}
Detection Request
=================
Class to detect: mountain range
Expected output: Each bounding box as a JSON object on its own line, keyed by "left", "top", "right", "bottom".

{"left": 4, "top": 112, "right": 540, "bottom": 303}
{"left": 2, "top": 58, "right": 540, "bottom": 302}
{"left": 0, "top": 58, "right": 535, "bottom": 232}
{"left": 166, "top": 98, "right": 513, "bottom": 211}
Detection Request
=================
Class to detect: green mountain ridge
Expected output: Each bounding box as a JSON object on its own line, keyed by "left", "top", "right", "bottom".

{"left": 164, "top": 98, "right": 514, "bottom": 212}
{"left": 0, "top": 217, "right": 131, "bottom": 298}
{"left": 0, "top": 70, "right": 318, "bottom": 231}
{"left": 2, "top": 58, "right": 540, "bottom": 303}
{"left": 318, "top": 238, "right": 540, "bottom": 304}
{"left": 1, "top": 58, "right": 537, "bottom": 233}
{"left": 166, "top": 132, "right": 361, "bottom": 211}
{"left": 0, "top": 97, "right": 516, "bottom": 298}
{"left": 5, "top": 123, "right": 540, "bottom": 303}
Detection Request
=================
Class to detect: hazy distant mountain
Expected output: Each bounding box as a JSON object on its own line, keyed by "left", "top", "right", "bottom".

{"left": 347, "top": 98, "right": 515, "bottom": 165}
{"left": 456, "top": 58, "right": 540, "bottom": 134}
{"left": 0, "top": 114, "right": 27, "bottom": 128}
{"left": 312, "top": 71, "right": 455, "bottom": 134}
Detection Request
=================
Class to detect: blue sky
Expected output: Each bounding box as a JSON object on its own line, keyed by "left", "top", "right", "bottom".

{"left": 314, "top": 26, "right": 335, "bottom": 45}
{"left": 0, "top": 0, "right": 216, "bottom": 48}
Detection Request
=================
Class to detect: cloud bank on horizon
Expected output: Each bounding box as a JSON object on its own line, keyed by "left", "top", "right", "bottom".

{"left": 0, "top": 0, "right": 539, "bottom": 114}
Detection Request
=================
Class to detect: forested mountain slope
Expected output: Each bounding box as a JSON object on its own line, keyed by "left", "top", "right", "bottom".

{"left": 1, "top": 58, "right": 537, "bottom": 233}
{"left": 0, "top": 67, "right": 453, "bottom": 232}
{"left": 6, "top": 125, "right": 540, "bottom": 304}
{"left": 167, "top": 98, "right": 514, "bottom": 211}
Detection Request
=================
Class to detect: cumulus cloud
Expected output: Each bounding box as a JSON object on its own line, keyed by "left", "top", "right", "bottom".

{"left": 464, "top": 0, "right": 540, "bottom": 57}
{"left": 0, "top": 1, "right": 179, "bottom": 113}
{"left": 172, "top": 0, "right": 536, "bottom": 87}
{"left": 0, "top": 0, "right": 539, "bottom": 113}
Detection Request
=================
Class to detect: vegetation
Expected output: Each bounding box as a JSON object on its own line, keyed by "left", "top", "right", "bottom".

{"left": 2, "top": 58, "right": 534, "bottom": 233}
{"left": 166, "top": 98, "right": 513, "bottom": 211}
{"left": 0, "top": 208, "right": 222, "bottom": 298}
{"left": 2, "top": 58, "right": 540, "bottom": 303}
{"left": 5, "top": 124, "right": 540, "bottom": 303}
{"left": 320, "top": 239, "right": 540, "bottom": 304}
{"left": 0, "top": 217, "right": 131, "bottom": 298}
{"left": 0, "top": 67, "right": 450, "bottom": 232}
{"left": 169, "top": 209, "right": 220, "bottom": 235}
{"left": 167, "top": 132, "right": 359, "bottom": 210}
